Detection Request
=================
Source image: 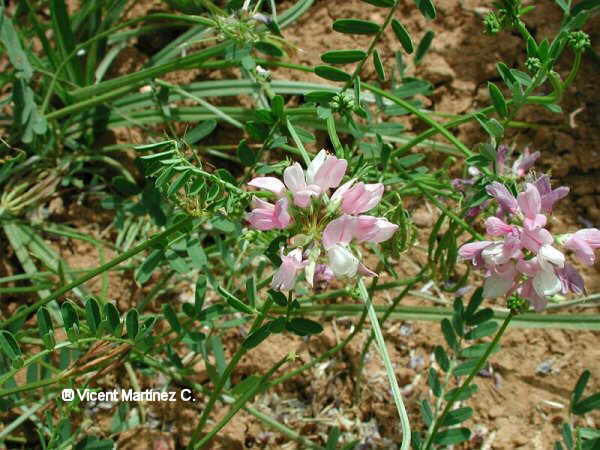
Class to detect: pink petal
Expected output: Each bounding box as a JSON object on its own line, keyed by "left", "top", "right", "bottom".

{"left": 322, "top": 215, "right": 357, "bottom": 250}
{"left": 283, "top": 163, "right": 307, "bottom": 193}
{"left": 523, "top": 213, "right": 547, "bottom": 230}
{"left": 541, "top": 186, "right": 569, "bottom": 214}
{"left": 521, "top": 279, "right": 547, "bottom": 312}
{"left": 517, "top": 183, "right": 541, "bottom": 219}
{"left": 274, "top": 198, "right": 292, "bottom": 228}
{"left": 314, "top": 157, "right": 347, "bottom": 190}
{"left": 458, "top": 241, "right": 493, "bottom": 260}
{"left": 486, "top": 182, "right": 518, "bottom": 215}
{"left": 574, "top": 228, "right": 600, "bottom": 247}
{"left": 513, "top": 149, "right": 540, "bottom": 177}
{"left": 520, "top": 227, "right": 552, "bottom": 253}
{"left": 291, "top": 187, "right": 320, "bottom": 208}
{"left": 358, "top": 263, "right": 377, "bottom": 277}
{"left": 534, "top": 175, "right": 552, "bottom": 196}
{"left": 516, "top": 257, "right": 540, "bottom": 276}
{"left": 251, "top": 196, "right": 274, "bottom": 210}
{"left": 272, "top": 248, "right": 308, "bottom": 291}
{"left": 557, "top": 263, "right": 585, "bottom": 295}
{"left": 485, "top": 217, "right": 514, "bottom": 236}
{"left": 496, "top": 145, "right": 508, "bottom": 174}
{"left": 246, "top": 197, "right": 291, "bottom": 231}
{"left": 331, "top": 178, "right": 356, "bottom": 205}
{"left": 565, "top": 235, "right": 595, "bottom": 266}
{"left": 355, "top": 215, "right": 398, "bottom": 243}
{"left": 341, "top": 183, "right": 384, "bottom": 214}
{"left": 248, "top": 177, "right": 286, "bottom": 197}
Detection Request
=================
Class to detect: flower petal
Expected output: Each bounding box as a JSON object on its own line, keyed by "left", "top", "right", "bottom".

{"left": 322, "top": 215, "right": 357, "bottom": 250}
{"left": 305, "top": 149, "right": 327, "bottom": 185}
{"left": 517, "top": 183, "right": 541, "bottom": 219}
{"left": 327, "top": 245, "right": 359, "bottom": 278}
{"left": 283, "top": 162, "right": 307, "bottom": 193}
{"left": 533, "top": 268, "right": 562, "bottom": 297}
{"left": 486, "top": 182, "right": 518, "bottom": 215}
{"left": 248, "top": 177, "right": 286, "bottom": 197}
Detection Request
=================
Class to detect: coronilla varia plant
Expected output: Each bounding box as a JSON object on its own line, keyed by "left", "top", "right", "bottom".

{"left": 0, "top": 0, "right": 599, "bottom": 448}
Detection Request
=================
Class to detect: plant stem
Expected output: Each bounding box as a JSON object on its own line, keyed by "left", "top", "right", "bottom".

{"left": 286, "top": 117, "right": 312, "bottom": 165}
{"left": 193, "top": 354, "right": 290, "bottom": 449}
{"left": 187, "top": 295, "right": 274, "bottom": 445}
{"left": 363, "top": 82, "right": 474, "bottom": 158}
{"left": 355, "top": 274, "right": 424, "bottom": 403}
{"left": 344, "top": 0, "right": 401, "bottom": 89}
{"left": 358, "top": 279, "right": 411, "bottom": 450}
{"left": 423, "top": 311, "right": 515, "bottom": 449}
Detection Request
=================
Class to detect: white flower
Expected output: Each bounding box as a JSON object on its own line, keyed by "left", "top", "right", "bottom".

{"left": 327, "top": 244, "right": 359, "bottom": 278}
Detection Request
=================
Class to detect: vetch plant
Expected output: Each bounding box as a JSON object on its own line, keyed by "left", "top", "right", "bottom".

{"left": 248, "top": 149, "right": 398, "bottom": 289}
{"left": 459, "top": 176, "right": 594, "bottom": 311}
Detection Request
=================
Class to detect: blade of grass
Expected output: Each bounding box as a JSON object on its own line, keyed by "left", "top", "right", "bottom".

{"left": 358, "top": 278, "right": 411, "bottom": 450}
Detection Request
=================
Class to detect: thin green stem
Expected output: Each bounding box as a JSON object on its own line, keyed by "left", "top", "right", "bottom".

{"left": 423, "top": 311, "right": 515, "bottom": 449}
{"left": 355, "top": 272, "right": 425, "bottom": 403}
{"left": 358, "top": 279, "right": 411, "bottom": 450}
{"left": 155, "top": 79, "right": 244, "bottom": 129}
{"left": 41, "top": 14, "right": 216, "bottom": 114}
{"left": 326, "top": 115, "right": 343, "bottom": 155}
{"left": 0, "top": 216, "right": 194, "bottom": 330}
{"left": 563, "top": 50, "right": 582, "bottom": 89}
{"left": 193, "top": 354, "right": 290, "bottom": 449}
{"left": 188, "top": 295, "right": 275, "bottom": 445}
{"left": 344, "top": 0, "right": 402, "bottom": 89}
{"left": 286, "top": 117, "right": 312, "bottom": 166}
{"left": 362, "top": 82, "right": 473, "bottom": 158}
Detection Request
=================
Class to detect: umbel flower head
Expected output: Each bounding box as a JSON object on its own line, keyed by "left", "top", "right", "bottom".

{"left": 459, "top": 175, "right": 599, "bottom": 311}
{"left": 246, "top": 150, "right": 398, "bottom": 291}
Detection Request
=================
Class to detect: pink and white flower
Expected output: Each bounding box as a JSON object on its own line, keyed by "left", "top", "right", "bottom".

{"left": 247, "top": 149, "right": 397, "bottom": 291}
{"left": 246, "top": 197, "right": 292, "bottom": 230}
{"left": 459, "top": 177, "right": 595, "bottom": 311}
{"left": 338, "top": 182, "right": 384, "bottom": 215}
{"left": 322, "top": 215, "right": 396, "bottom": 278}
{"left": 248, "top": 149, "right": 347, "bottom": 208}
{"left": 271, "top": 249, "right": 308, "bottom": 291}
{"left": 565, "top": 228, "right": 600, "bottom": 266}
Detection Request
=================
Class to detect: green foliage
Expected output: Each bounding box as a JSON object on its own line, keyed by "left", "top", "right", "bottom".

{"left": 332, "top": 19, "right": 381, "bottom": 35}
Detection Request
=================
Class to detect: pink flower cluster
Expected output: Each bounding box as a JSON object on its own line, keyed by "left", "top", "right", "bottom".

{"left": 459, "top": 176, "right": 599, "bottom": 311}
{"left": 454, "top": 145, "right": 541, "bottom": 219}
{"left": 246, "top": 150, "right": 398, "bottom": 291}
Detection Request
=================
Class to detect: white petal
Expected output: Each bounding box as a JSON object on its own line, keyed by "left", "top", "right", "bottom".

{"left": 481, "top": 243, "right": 506, "bottom": 265}
{"left": 327, "top": 245, "right": 359, "bottom": 278}
{"left": 306, "top": 149, "right": 327, "bottom": 185}
{"left": 483, "top": 275, "right": 513, "bottom": 298}
{"left": 538, "top": 244, "right": 565, "bottom": 270}
{"left": 283, "top": 163, "right": 307, "bottom": 193}
{"left": 533, "top": 269, "right": 562, "bottom": 297}
{"left": 248, "top": 177, "right": 286, "bottom": 196}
